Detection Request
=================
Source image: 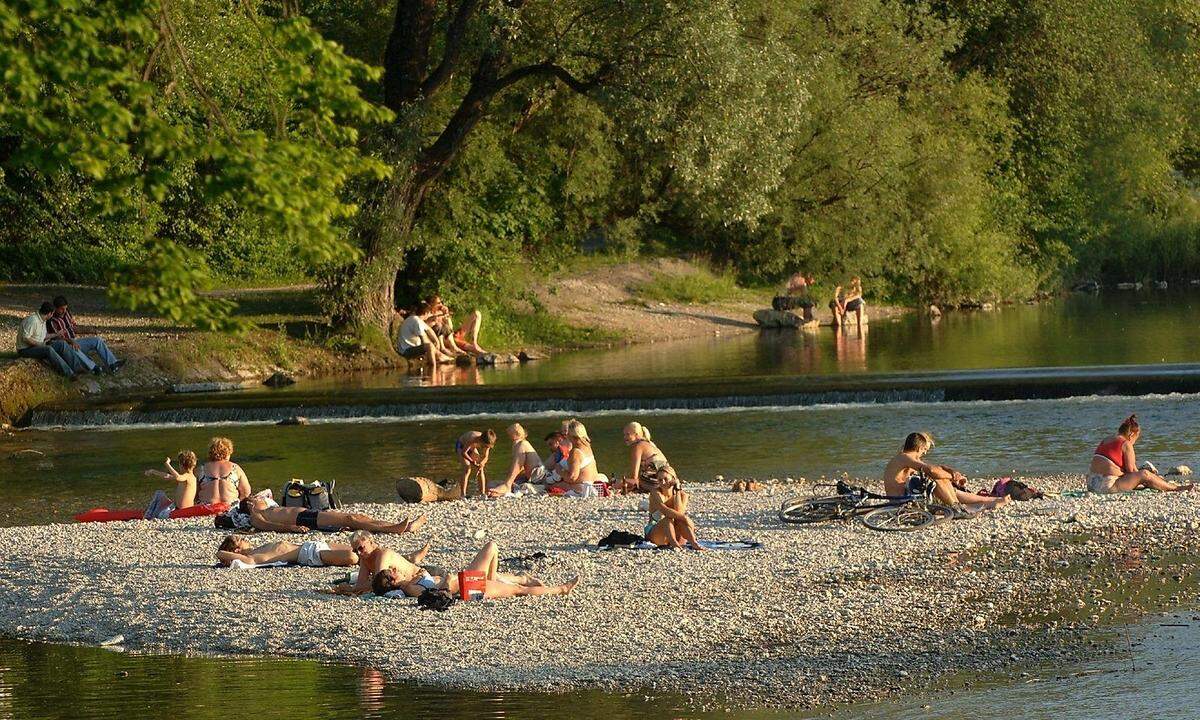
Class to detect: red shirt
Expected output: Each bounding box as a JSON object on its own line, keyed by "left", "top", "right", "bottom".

{"left": 47, "top": 309, "right": 77, "bottom": 340}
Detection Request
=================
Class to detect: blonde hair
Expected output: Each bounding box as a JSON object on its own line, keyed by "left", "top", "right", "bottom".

{"left": 625, "top": 422, "right": 651, "bottom": 441}
{"left": 560, "top": 418, "right": 578, "bottom": 434}
{"left": 176, "top": 450, "right": 197, "bottom": 472}
{"left": 349, "top": 530, "right": 373, "bottom": 546}
{"left": 566, "top": 420, "right": 591, "bottom": 446}
{"left": 507, "top": 423, "right": 527, "bottom": 441}
{"left": 208, "top": 437, "right": 233, "bottom": 461}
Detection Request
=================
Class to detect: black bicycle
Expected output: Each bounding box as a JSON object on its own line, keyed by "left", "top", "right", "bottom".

{"left": 778, "top": 478, "right": 955, "bottom": 531}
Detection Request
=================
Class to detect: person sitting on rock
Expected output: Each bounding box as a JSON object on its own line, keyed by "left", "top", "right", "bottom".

{"left": 882, "top": 432, "right": 1009, "bottom": 515}
{"left": 829, "top": 276, "right": 866, "bottom": 330}
{"left": 616, "top": 421, "right": 678, "bottom": 494}
{"left": 644, "top": 475, "right": 705, "bottom": 550}
{"left": 774, "top": 272, "right": 816, "bottom": 320}
{"left": 15, "top": 301, "right": 86, "bottom": 379}
{"left": 47, "top": 295, "right": 124, "bottom": 374}
{"left": 456, "top": 428, "right": 496, "bottom": 497}
{"left": 217, "top": 536, "right": 359, "bottom": 568}
{"left": 427, "top": 294, "right": 488, "bottom": 357}
{"left": 397, "top": 301, "right": 455, "bottom": 366}
{"left": 487, "top": 423, "right": 545, "bottom": 497}
{"left": 1088, "top": 414, "right": 1194, "bottom": 494}
{"left": 369, "top": 540, "right": 578, "bottom": 600}
{"left": 238, "top": 494, "right": 427, "bottom": 534}
{"left": 325, "top": 530, "right": 431, "bottom": 595}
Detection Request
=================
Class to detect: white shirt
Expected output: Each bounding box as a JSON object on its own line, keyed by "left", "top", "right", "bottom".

{"left": 17, "top": 313, "right": 46, "bottom": 349}
{"left": 398, "top": 315, "right": 431, "bottom": 349}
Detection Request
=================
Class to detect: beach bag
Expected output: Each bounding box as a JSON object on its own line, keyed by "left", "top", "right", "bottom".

{"left": 281, "top": 479, "right": 341, "bottom": 510}
{"left": 598, "top": 530, "right": 645, "bottom": 549}
{"left": 416, "top": 589, "right": 456, "bottom": 611}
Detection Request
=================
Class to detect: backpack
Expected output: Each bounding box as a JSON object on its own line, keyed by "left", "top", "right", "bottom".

{"left": 281, "top": 479, "right": 342, "bottom": 511}
{"left": 416, "top": 589, "right": 456, "bottom": 611}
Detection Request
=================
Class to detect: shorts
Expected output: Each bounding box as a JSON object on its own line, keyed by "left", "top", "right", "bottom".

{"left": 400, "top": 343, "right": 428, "bottom": 359}
{"left": 1087, "top": 474, "right": 1119, "bottom": 494}
{"left": 297, "top": 509, "right": 329, "bottom": 530}
{"left": 844, "top": 298, "right": 864, "bottom": 312}
{"left": 297, "top": 541, "right": 331, "bottom": 567}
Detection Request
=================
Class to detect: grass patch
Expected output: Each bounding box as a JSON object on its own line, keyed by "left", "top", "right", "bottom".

{"left": 630, "top": 268, "right": 768, "bottom": 305}
{"left": 481, "top": 293, "right": 625, "bottom": 350}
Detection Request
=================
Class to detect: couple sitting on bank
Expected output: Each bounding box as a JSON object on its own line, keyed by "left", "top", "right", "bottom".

{"left": 15, "top": 295, "right": 124, "bottom": 380}
{"left": 396, "top": 295, "right": 486, "bottom": 365}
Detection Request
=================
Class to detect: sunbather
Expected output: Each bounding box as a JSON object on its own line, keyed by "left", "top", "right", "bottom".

{"left": 456, "top": 429, "right": 496, "bottom": 497}
{"left": 645, "top": 476, "right": 704, "bottom": 550}
{"left": 238, "top": 495, "right": 427, "bottom": 534}
{"left": 549, "top": 420, "right": 597, "bottom": 494}
{"left": 541, "top": 430, "right": 571, "bottom": 484}
{"left": 195, "top": 437, "right": 252, "bottom": 505}
{"left": 217, "top": 536, "right": 358, "bottom": 567}
{"left": 370, "top": 540, "right": 578, "bottom": 599}
{"left": 1088, "top": 414, "right": 1194, "bottom": 493}
{"left": 487, "top": 423, "right": 545, "bottom": 497}
{"left": 322, "top": 532, "right": 433, "bottom": 594}
{"left": 616, "top": 421, "right": 677, "bottom": 493}
{"left": 882, "top": 432, "right": 1010, "bottom": 514}
{"left": 142, "top": 451, "right": 199, "bottom": 515}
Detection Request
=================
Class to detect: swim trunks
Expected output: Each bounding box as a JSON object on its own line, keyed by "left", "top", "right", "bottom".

{"left": 297, "top": 509, "right": 322, "bottom": 530}
{"left": 297, "top": 541, "right": 331, "bottom": 567}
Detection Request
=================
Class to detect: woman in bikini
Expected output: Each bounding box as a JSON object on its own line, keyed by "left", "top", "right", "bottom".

{"left": 488, "top": 423, "right": 545, "bottom": 497}
{"left": 196, "top": 437, "right": 252, "bottom": 505}
{"left": 371, "top": 541, "right": 577, "bottom": 599}
{"left": 1088, "top": 415, "right": 1193, "bottom": 494}
{"left": 645, "top": 476, "right": 704, "bottom": 550}
{"left": 617, "top": 422, "right": 677, "bottom": 493}
{"left": 550, "top": 420, "right": 597, "bottom": 494}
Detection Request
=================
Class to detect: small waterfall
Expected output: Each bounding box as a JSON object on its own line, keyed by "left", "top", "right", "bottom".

{"left": 28, "top": 388, "right": 945, "bottom": 429}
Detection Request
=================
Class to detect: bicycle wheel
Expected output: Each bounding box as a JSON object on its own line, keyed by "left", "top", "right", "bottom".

{"left": 861, "top": 504, "right": 936, "bottom": 532}
{"left": 928, "top": 504, "right": 958, "bottom": 523}
{"left": 779, "top": 497, "right": 848, "bottom": 524}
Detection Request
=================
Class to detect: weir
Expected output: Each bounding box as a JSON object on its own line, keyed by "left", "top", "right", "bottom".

{"left": 25, "top": 362, "right": 1200, "bottom": 428}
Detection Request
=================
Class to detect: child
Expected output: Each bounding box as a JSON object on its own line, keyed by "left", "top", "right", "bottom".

{"left": 488, "top": 423, "right": 545, "bottom": 497}
{"left": 456, "top": 429, "right": 497, "bottom": 497}
{"left": 142, "top": 450, "right": 198, "bottom": 519}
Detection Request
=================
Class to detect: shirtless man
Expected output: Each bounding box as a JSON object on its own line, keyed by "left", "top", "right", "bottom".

{"left": 239, "top": 495, "right": 427, "bottom": 534}
{"left": 326, "top": 531, "right": 432, "bottom": 595}
{"left": 217, "top": 536, "right": 358, "bottom": 568}
{"left": 370, "top": 540, "right": 578, "bottom": 600}
{"left": 883, "top": 432, "right": 1009, "bottom": 514}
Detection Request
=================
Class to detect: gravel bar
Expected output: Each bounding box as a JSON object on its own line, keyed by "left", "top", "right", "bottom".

{"left": 0, "top": 475, "right": 1196, "bottom": 710}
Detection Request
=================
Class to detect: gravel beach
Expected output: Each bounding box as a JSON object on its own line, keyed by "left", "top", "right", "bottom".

{"left": 0, "top": 476, "right": 1196, "bottom": 710}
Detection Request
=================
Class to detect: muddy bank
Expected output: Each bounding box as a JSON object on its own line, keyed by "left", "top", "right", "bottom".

{"left": 0, "top": 477, "right": 1195, "bottom": 710}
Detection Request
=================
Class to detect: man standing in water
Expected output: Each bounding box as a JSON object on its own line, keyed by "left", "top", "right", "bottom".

{"left": 882, "top": 432, "right": 1009, "bottom": 514}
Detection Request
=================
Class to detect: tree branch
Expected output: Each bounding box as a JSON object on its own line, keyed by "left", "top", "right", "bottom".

{"left": 383, "top": 0, "right": 438, "bottom": 111}
{"left": 492, "top": 61, "right": 611, "bottom": 96}
{"left": 419, "top": 0, "right": 482, "bottom": 97}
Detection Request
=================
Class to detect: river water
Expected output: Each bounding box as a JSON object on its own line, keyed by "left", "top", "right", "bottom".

{"left": 3, "top": 291, "right": 1200, "bottom": 718}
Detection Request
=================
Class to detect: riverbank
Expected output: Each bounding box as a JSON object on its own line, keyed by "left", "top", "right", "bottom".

{"left": 0, "top": 476, "right": 1194, "bottom": 711}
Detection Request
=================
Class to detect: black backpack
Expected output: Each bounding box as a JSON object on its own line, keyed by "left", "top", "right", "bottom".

{"left": 281, "top": 479, "right": 342, "bottom": 511}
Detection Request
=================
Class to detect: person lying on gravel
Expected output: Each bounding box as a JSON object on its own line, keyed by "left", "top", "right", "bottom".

{"left": 370, "top": 540, "right": 579, "bottom": 600}
{"left": 217, "top": 536, "right": 359, "bottom": 568}
{"left": 883, "top": 432, "right": 1010, "bottom": 515}
{"left": 487, "top": 423, "right": 545, "bottom": 497}
{"left": 325, "top": 530, "right": 432, "bottom": 595}
{"left": 645, "top": 477, "right": 705, "bottom": 550}
{"left": 616, "top": 421, "right": 678, "bottom": 494}
{"left": 238, "top": 495, "right": 427, "bottom": 534}
{"left": 1088, "top": 414, "right": 1194, "bottom": 494}
{"left": 456, "top": 429, "right": 497, "bottom": 497}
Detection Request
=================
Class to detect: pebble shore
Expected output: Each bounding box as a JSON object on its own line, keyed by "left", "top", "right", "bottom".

{"left": 0, "top": 475, "right": 1196, "bottom": 710}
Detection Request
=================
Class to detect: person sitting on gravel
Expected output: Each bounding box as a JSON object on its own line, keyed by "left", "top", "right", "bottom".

{"left": 541, "top": 431, "right": 571, "bottom": 483}
{"left": 487, "top": 423, "right": 545, "bottom": 497}
{"left": 397, "top": 302, "right": 455, "bottom": 365}
{"left": 141, "top": 450, "right": 199, "bottom": 518}
{"left": 15, "top": 301, "right": 86, "bottom": 379}
{"left": 325, "top": 530, "right": 431, "bottom": 595}
{"left": 645, "top": 476, "right": 705, "bottom": 551}
{"left": 456, "top": 428, "right": 496, "bottom": 497}
{"left": 217, "top": 536, "right": 359, "bottom": 568}
{"left": 238, "top": 494, "right": 427, "bottom": 534}
{"left": 548, "top": 420, "right": 598, "bottom": 495}
{"left": 370, "top": 540, "right": 578, "bottom": 600}
{"left": 47, "top": 295, "right": 124, "bottom": 374}
{"left": 616, "top": 421, "right": 677, "bottom": 494}
{"left": 195, "top": 437, "right": 252, "bottom": 506}
{"left": 882, "top": 432, "right": 1010, "bottom": 515}
{"left": 1088, "top": 414, "right": 1194, "bottom": 494}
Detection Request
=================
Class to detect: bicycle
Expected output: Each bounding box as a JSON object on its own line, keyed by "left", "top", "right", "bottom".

{"left": 778, "top": 477, "right": 955, "bottom": 531}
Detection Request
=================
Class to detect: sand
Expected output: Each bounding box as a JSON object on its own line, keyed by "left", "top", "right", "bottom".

{"left": 0, "top": 476, "right": 1196, "bottom": 710}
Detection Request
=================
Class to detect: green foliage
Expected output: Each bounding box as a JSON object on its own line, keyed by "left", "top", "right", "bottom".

{"left": 631, "top": 269, "right": 765, "bottom": 306}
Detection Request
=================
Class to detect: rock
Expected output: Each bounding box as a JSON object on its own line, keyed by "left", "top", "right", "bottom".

{"left": 928, "top": 304, "right": 942, "bottom": 318}
{"left": 1115, "top": 282, "right": 1143, "bottom": 291}
{"left": 276, "top": 416, "right": 309, "bottom": 426}
{"left": 753, "top": 309, "right": 802, "bottom": 328}
{"left": 1154, "top": 280, "right": 1168, "bottom": 290}
{"left": 171, "top": 381, "right": 246, "bottom": 394}
{"left": 477, "top": 353, "right": 517, "bottom": 365}
{"left": 99, "top": 634, "right": 125, "bottom": 646}
{"left": 1072, "top": 281, "right": 1101, "bottom": 293}
{"left": 263, "top": 371, "right": 296, "bottom": 388}
{"left": 518, "top": 349, "right": 546, "bottom": 362}
{"left": 455, "top": 355, "right": 473, "bottom": 367}
{"left": 981, "top": 302, "right": 995, "bottom": 311}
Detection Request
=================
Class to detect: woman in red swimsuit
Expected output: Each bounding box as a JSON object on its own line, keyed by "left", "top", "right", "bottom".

{"left": 1087, "top": 414, "right": 1193, "bottom": 493}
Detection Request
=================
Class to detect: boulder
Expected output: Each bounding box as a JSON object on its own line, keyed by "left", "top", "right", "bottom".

{"left": 1154, "top": 280, "right": 1168, "bottom": 290}
{"left": 276, "top": 416, "right": 309, "bottom": 426}
{"left": 396, "top": 476, "right": 462, "bottom": 503}
{"left": 263, "top": 371, "right": 296, "bottom": 388}
{"left": 518, "top": 349, "right": 547, "bottom": 362}
{"left": 1167, "top": 465, "right": 1192, "bottom": 476}
{"left": 1115, "top": 282, "right": 1143, "bottom": 291}
{"left": 753, "top": 308, "right": 802, "bottom": 328}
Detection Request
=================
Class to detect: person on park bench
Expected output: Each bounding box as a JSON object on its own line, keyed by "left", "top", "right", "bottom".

{"left": 238, "top": 495, "right": 427, "bottom": 534}
{"left": 882, "top": 432, "right": 1009, "bottom": 515}
{"left": 369, "top": 539, "right": 578, "bottom": 600}
{"left": 15, "top": 301, "right": 86, "bottom": 379}
{"left": 217, "top": 536, "right": 360, "bottom": 568}
{"left": 47, "top": 295, "right": 124, "bottom": 374}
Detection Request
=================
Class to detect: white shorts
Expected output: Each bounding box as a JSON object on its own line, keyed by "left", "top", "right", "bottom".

{"left": 297, "top": 541, "right": 331, "bottom": 567}
{"left": 1087, "top": 474, "right": 1119, "bottom": 494}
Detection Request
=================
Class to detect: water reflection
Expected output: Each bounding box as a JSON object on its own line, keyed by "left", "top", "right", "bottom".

{"left": 833, "top": 325, "right": 867, "bottom": 372}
